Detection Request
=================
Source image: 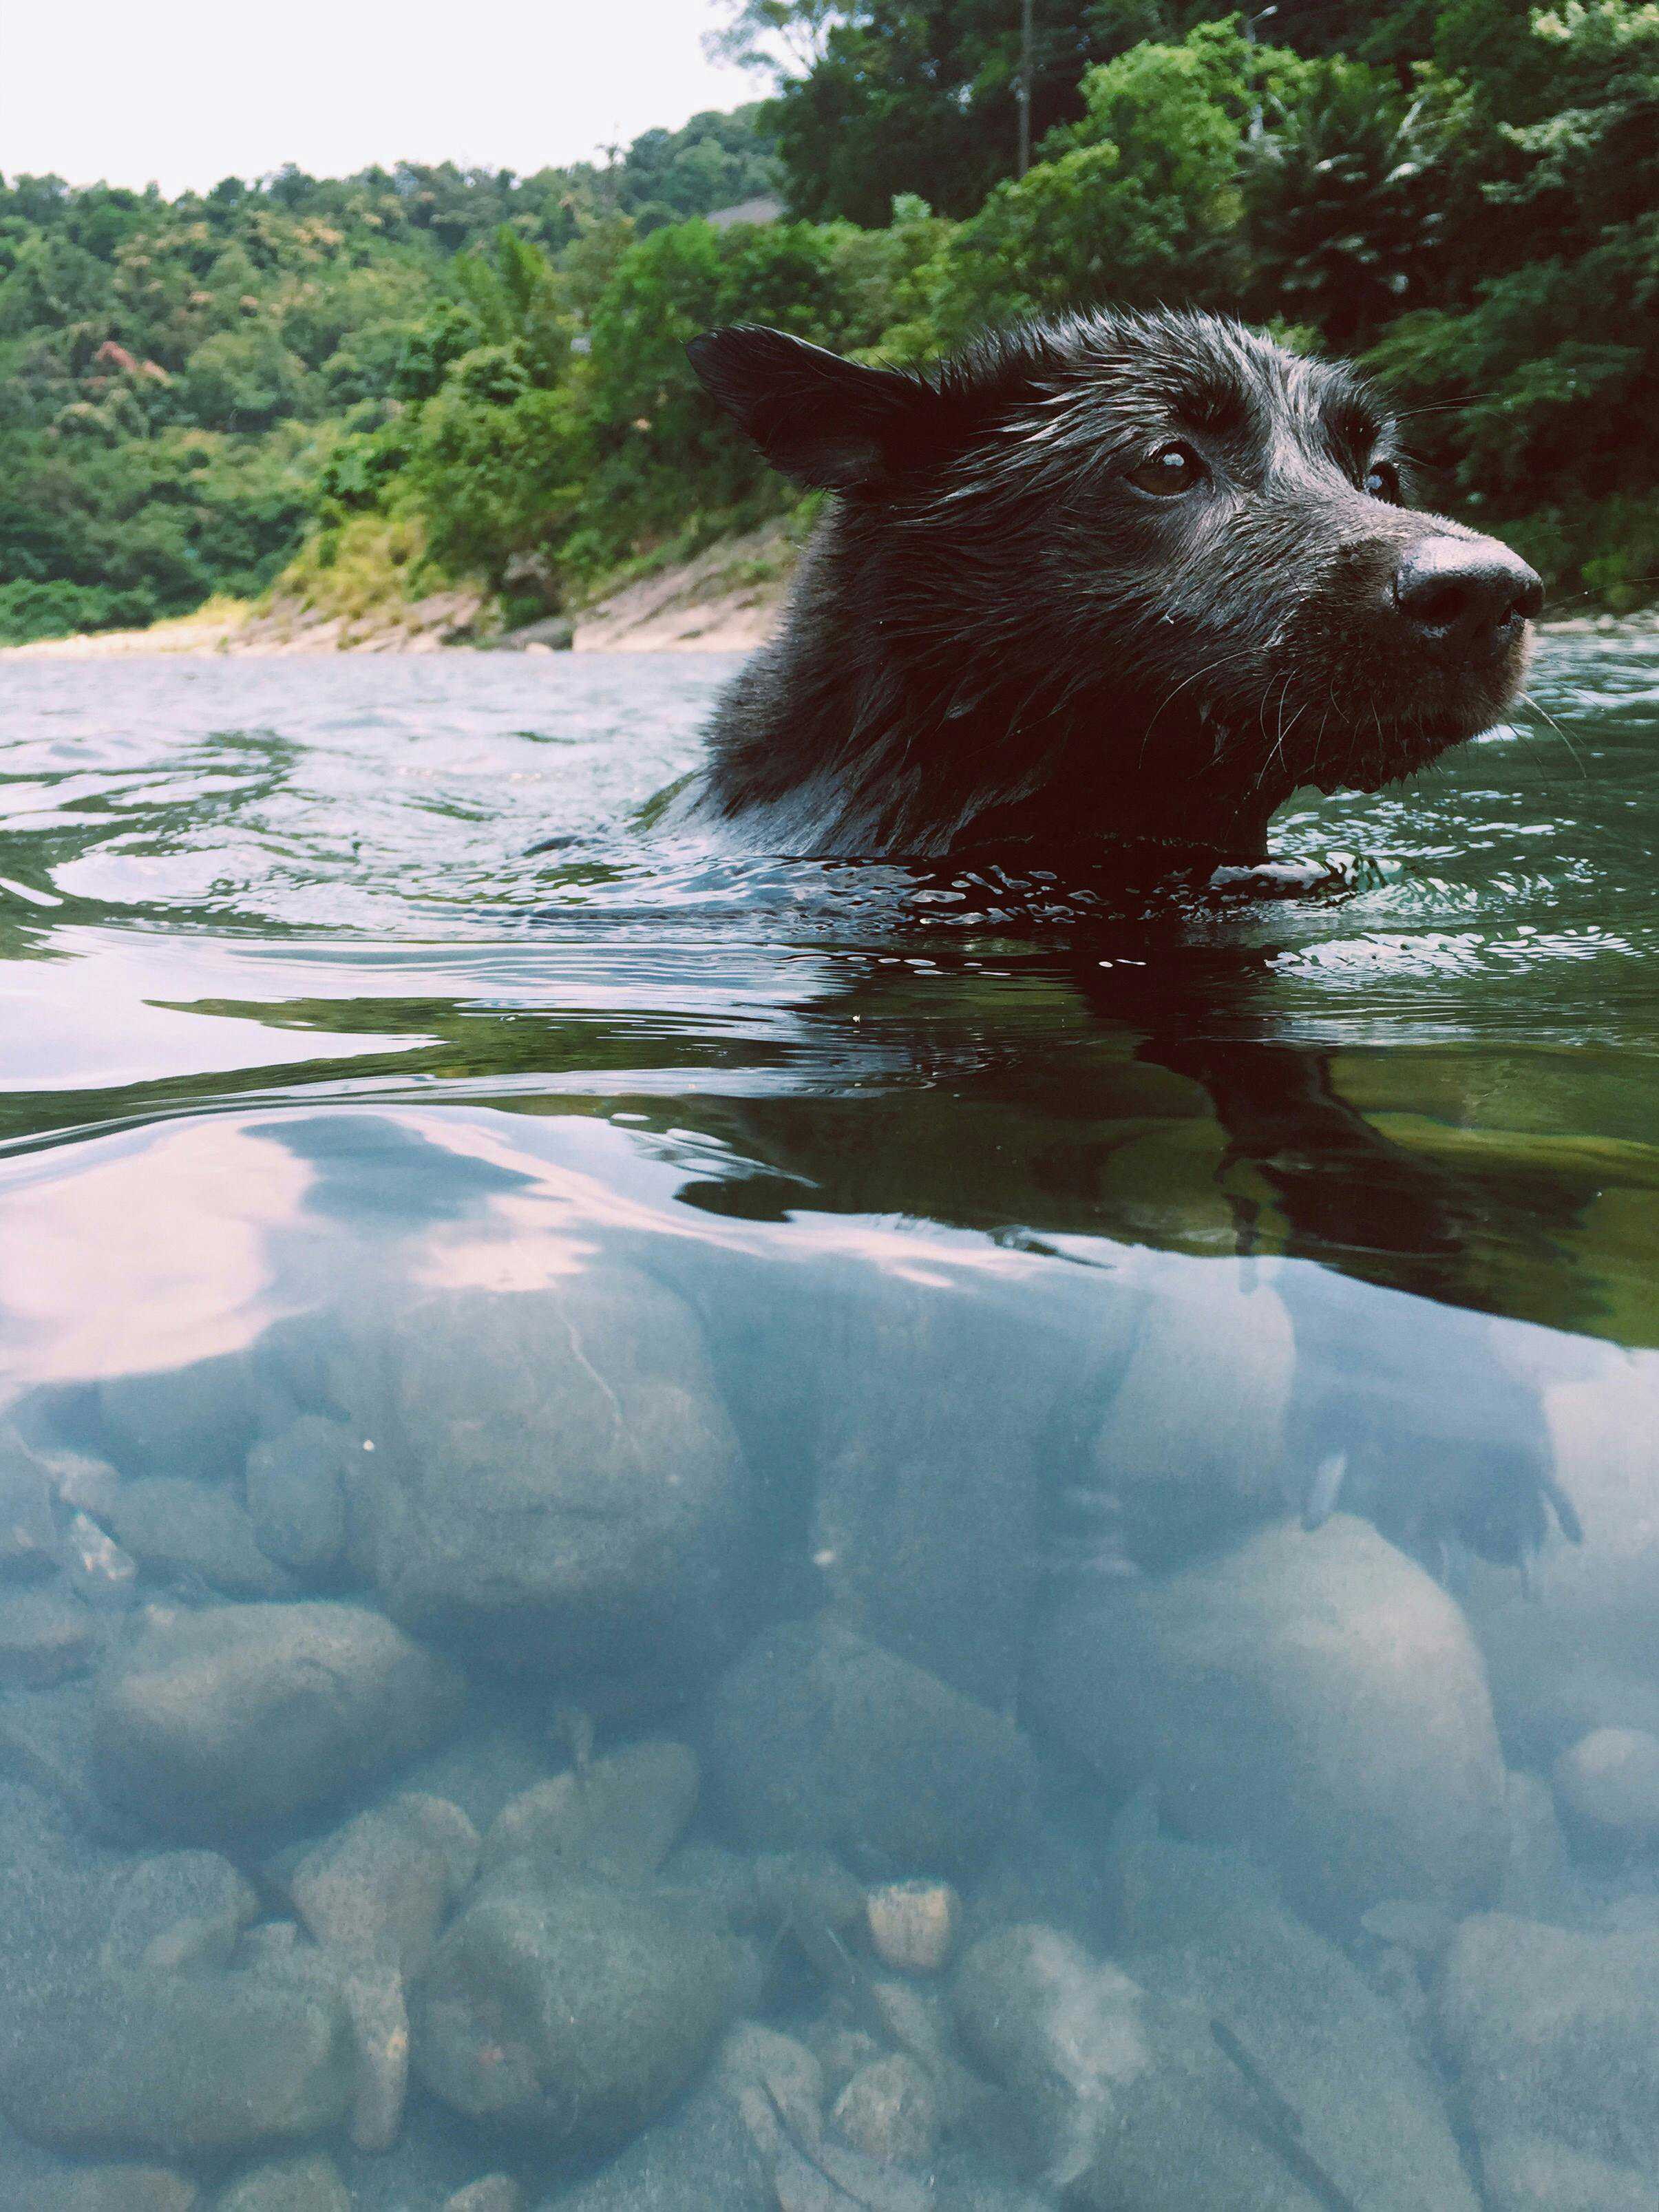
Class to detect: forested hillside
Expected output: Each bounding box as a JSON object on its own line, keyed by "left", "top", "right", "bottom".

{"left": 0, "top": 113, "right": 781, "bottom": 642}
{"left": 3, "top": 2, "right": 1655, "bottom": 645}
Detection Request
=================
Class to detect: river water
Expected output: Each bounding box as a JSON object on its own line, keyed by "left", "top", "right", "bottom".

{"left": 0, "top": 642, "right": 1656, "bottom": 2208}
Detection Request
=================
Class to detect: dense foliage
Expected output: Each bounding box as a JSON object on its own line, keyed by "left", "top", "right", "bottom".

{"left": 3, "top": 4, "right": 1655, "bottom": 643}
{"left": 0, "top": 113, "right": 783, "bottom": 641}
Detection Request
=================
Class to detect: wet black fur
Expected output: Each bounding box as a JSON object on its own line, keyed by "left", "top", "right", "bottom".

{"left": 684, "top": 309, "right": 1536, "bottom": 863}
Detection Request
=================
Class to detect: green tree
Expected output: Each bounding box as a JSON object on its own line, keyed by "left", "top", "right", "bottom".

{"left": 449, "top": 226, "right": 573, "bottom": 383}
{"left": 1497, "top": 0, "right": 1659, "bottom": 232}
{"left": 1365, "top": 3, "right": 1659, "bottom": 598}
{"left": 745, "top": 0, "right": 1150, "bottom": 224}
{"left": 402, "top": 374, "right": 584, "bottom": 604}
{"left": 927, "top": 21, "right": 1306, "bottom": 336}
{"left": 569, "top": 215, "right": 865, "bottom": 559}
{"left": 175, "top": 326, "right": 317, "bottom": 432}
{"left": 1241, "top": 59, "right": 1475, "bottom": 346}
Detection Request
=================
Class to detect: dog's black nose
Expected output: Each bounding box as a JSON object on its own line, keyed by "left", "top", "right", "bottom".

{"left": 1393, "top": 536, "right": 1543, "bottom": 646}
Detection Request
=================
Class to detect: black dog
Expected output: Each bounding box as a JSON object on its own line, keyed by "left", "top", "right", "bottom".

{"left": 684, "top": 310, "right": 1541, "bottom": 865}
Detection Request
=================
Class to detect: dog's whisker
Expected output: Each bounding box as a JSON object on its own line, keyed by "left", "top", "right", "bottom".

{"left": 1152, "top": 644, "right": 1263, "bottom": 726}
{"left": 1545, "top": 573, "right": 1659, "bottom": 616}
{"left": 1519, "top": 690, "right": 1587, "bottom": 780}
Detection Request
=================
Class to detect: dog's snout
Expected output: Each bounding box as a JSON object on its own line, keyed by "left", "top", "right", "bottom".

{"left": 1392, "top": 536, "right": 1543, "bottom": 648}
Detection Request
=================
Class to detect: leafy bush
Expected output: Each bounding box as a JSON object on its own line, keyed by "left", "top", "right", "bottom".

{"left": 0, "top": 576, "right": 158, "bottom": 643}
{"left": 927, "top": 23, "right": 1293, "bottom": 337}
{"left": 1501, "top": 495, "right": 1659, "bottom": 609}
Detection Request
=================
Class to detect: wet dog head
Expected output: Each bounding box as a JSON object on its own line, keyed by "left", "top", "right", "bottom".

{"left": 690, "top": 310, "right": 1540, "bottom": 856}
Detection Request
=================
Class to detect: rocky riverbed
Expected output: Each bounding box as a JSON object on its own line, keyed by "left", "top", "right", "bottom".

{"left": 5, "top": 1287, "right": 1659, "bottom": 2212}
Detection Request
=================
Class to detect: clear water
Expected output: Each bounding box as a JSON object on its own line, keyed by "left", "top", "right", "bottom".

{"left": 1, "top": 642, "right": 1656, "bottom": 2207}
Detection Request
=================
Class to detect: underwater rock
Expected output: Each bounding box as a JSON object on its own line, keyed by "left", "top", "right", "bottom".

{"left": 30, "top": 2169, "right": 199, "bottom": 2212}
{"left": 956, "top": 1923, "right": 1331, "bottom": 2208}
{"left": 1478, "top": 2136, "right": 1659, "bottom": 2212}
{"left": 45, "top": 1448, "right": 123, "bottom": 1523}
{"left": 0, "top": 1966, "right": 352, "bottom": 2153}
{"left": 957, "top": 1875, "right": 1479, "bottom": 2212}
{"left": 749, "top": 1847, "right": 866, "bottom": 1939}
{"left": 94, "top": 1353, "right": 257, "bottom": 1486}
{"left": 94, "top": 1601, "right": 466, "bottom": 1835}
{"left": 0, "top": 1585, "right": 100, "bottom": 1685}
{"left": 1463, "top": 1349, "right": 1659, "bottom": 1761}
{"left": 724, "top": 2023, "right": 936, "bottom": 2212}
{"left": 105, "top": 1477, "right": 295, "bottom": 1599}
{"left": 399, "top": 1788, "right": 483, "bottom": 1895}
{"left": 331, "top": 1959, "right": 410, "bottom": 2156}
{"left": 286, "top": 1793, "right": 476, "bottom": 1968}
{"left": 0, "top": 1774, "right": 130, "bottom": 2081}
{"left": 103, "top": 1849, "right": 260, "bottom": 1973}
{"left": 243, "top": 1416, "right": 351, "bottom": 1579}
{"left": 1356, "top": 1931, "right": 1432, "bottom": 2036}
{"left": 480, "top": 1741, "right": 698, "bottom": 1887}
{"left": 443, "top": 2182, "right": 524, "bottom": 2212}
{"left": 1114, "top": 1826, "right": 1479, "bottom": 2211}
{"left": 866, "top": 1879, "right": 960, "bottom": 1974}
{"left": 1081, "top": 1256, "right": 1294, "bottom": 1566}
{"left": 0, "top": 1681, "right": 101, "bottom": 1819}
{"left": 662, "top": 1838, "right": 757, "bottom": 1923}
{"left": 1033, "top": 1512, "right": 1506, "bottom": 1930}
{"left": 412, "top": 1878, "right": 742, "bottom": 2149}
{"left": 1499, "top": 1769, "right": 1575, "bottom": 1919}
{"left": 1554, "top": 1727, "right": 1659, "bottom": 1853}
{"left": 335, "top": 1275, "right": 752, "bottom": 1686}
{"left": 59, "top": 1512, "right": 137, "bottom": 1609}
{"left": 867, "top": 1977, "right": 956, "bottom": 2079}
{"left": 0, "top": 1435, "right": 60, "bottom": 1581}
{"left": 237, "top": 1920, "right": 301, "bottom": 1969}
{"left": 280, "top": 1795, "right": 477, "bottom": 2152}
{"left": 256, "top": 1938, "right": 413, "bottom": 2159}
{"left": 1357, "top": 1898, "right": 1456, "bottom": 1963}
{"left": 549, "top": 2072, "right": 774, "bottom": 2211}
{"left": 215, "top": 2152, "right": 350, "bottom": 2211}
{"left": 720, "top": 2020, "right": 826, "bottom": 2146}
{"left": 952, "top": 1922, "right": 1182, "bottom": 2200}
{"left": 700, "top": 1618, "right": 1033, "bottom": 1877}
{"left": 804, "top": 2023, "right": 886, "bottom": 2103}
{"left": 403, "top": 1718, "right": 553, "bottom": 1833}
{"left": 831, "top": 2052, "right": 939, "bottom": 2167}
{"left": 1438, "top": 1913, "right": 1659, "bottom": 2189}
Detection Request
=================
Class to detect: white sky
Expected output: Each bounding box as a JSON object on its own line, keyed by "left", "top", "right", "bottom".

{"left": 0, "top": 0, "right": 763, "bottom": 198}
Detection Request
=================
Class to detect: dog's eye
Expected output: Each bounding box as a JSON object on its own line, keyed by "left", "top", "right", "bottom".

{"left": 1128, "top": 441, "right": 1206, "bottom": 496}
{"left": 1365, "top": 459, "right": 1402, "bottom": 505}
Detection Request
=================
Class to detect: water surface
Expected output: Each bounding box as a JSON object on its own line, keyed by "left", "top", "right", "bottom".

{"left": 1, "top": 643, "right": 1657, "bottom": 2206}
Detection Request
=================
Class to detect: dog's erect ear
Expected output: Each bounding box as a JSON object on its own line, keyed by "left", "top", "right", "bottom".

{"left": 686, "top": 324, "right": 932, "bottom": 492}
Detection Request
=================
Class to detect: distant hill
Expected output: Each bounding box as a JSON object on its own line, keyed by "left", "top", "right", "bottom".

{"left": 0, "top": 109, "right": 782, "bottom": 643}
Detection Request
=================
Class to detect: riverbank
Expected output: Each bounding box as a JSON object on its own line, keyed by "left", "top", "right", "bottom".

{"left": 0, "top": 526, "right": 794, "bottom": 661}
{"left": 3, "top": 531, "right": 1654, "bottom": 660}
